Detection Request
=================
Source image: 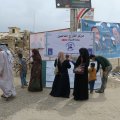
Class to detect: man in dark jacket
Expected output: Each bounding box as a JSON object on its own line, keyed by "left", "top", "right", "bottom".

{"left": 89, "top": 54, "right": 112, "bottom": 93}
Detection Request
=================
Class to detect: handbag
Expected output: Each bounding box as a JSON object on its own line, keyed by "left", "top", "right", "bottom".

{"left": 54, "top": 65, "right": 58, "bottom": 75}
{"left": 73, "top": 65, "right": 85, "bottom": 74}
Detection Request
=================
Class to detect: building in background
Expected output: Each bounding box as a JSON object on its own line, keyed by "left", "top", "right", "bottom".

{"left": 0, "top": 27, "right": 30, "bottom": 57}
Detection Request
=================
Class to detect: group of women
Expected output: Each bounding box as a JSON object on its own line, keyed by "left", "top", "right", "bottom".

{"left": 50, "top": 48, "right": 90, "bottom": 101}
{"left": 28, "top": 48, "right": 90, "bottom": 101}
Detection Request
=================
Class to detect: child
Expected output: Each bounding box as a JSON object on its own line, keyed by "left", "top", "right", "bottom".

{"left": 18, "top": 53, "right": 28, "bottom": 88}
{"left": 88, "top": 63, "right": 96, "bottom": 93}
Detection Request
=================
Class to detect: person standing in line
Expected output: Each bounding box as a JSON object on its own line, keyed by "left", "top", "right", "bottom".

{"left": 73, "top": 48, "right": 90, "bottom": 101}
{"left": 88, "top": 63, "right": 96, "bottom": 94}
{"left": 28, "top": 49, "right": 43, "bottom": 92}
{"left": 50, "top": 52, "right": 71, "bottom": 98}
{"left": 89, "top": 54, "right": 112, "bottom": 93}
{"left": 0, "top": 44, "right": 16, "bottom": 100}
{"left": 18, "top": 53, "right": 28, "bottom": 88}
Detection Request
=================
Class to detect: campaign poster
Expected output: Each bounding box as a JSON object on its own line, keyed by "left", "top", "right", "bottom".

{"left": 81, "top": 19, "right": 120, "bottom": 58}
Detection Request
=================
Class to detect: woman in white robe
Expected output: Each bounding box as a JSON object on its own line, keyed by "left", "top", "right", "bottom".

{"left": 0, "top": 44, "right": 16, "bottom": 99}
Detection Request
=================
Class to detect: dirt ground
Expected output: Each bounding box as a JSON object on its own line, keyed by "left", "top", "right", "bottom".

{"left": 0, "top": 71, "right": 120, "bottom": 120}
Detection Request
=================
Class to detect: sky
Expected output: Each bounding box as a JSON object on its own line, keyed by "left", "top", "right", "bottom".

{"left": 0, "top": 0, "right": 120, "bottom": 32}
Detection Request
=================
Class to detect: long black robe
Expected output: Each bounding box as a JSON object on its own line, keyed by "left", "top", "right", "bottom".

{"left": 50, "top": 59, "right": 71, "bottom": 98}
{"left": 73, "top": 56, "right": 89, "bottom": 100}
{"left": 28, "top": 54, "right": 43, "bottom": 92}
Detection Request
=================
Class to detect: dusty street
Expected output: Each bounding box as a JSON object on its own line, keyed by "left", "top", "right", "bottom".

{"left": 0, "top": 74, "right": 120, "bottom": 120}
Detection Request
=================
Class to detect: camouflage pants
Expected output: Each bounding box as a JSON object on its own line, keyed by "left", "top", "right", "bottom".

{"left": 100, "top": 65, "right": 112, "bottom": 91}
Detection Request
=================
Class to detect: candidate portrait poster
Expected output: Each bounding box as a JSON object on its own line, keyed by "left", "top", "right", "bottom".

{"left": 81, "top": 19, "right": 120, "bottom": 58}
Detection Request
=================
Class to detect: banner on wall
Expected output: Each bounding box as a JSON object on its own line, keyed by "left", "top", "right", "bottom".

{"left": 46, "top": 61, "right": 101, "bottom": 89}
{"left": 46, "top": 31, "right": 94, "bottom": 56}
{"left": 81, "top": 19, "right": 120, "bottom": 58}
{"left": 56, "top": 0, "right": 91, "bottom": 8}
{"left": 30, "top": 33, "right": 45, "bottom": 49}
{"left": 30, "top": 28, "right": 70, "bottom": 59}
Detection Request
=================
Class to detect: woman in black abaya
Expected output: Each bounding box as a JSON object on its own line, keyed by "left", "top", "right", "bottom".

{"left": 73, "top": 48, "right": 90, "bottom": 100}
{"left": 50, "top": 52, "right": 71, "bottom": 98}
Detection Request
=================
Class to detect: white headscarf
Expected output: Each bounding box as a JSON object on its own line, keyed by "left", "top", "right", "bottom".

{"left": 0, "top": 44, "right": 14, "bottom": 64}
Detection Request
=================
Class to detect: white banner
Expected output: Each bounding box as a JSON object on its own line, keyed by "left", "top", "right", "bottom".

{"left": 46, "top": 61, "right": 101, "bottom": 89}
{"left": 46, "top": 32, "right": 94, "bottom": 56}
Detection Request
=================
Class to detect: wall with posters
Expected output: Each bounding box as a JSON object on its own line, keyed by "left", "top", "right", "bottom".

{"left": 29, "top": 28, "right": 70, "bottom": 60}
{"left": 81, "top": 19, "right": 120, "bottom": 58}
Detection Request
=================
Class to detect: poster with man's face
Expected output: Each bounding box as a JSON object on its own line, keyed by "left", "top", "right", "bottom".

{"left": 81, "top": 19, "right": 120, "bottom": 58}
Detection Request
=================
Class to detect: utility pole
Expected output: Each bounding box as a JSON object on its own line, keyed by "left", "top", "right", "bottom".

{"left": 70, "top": 9, "right": 77, "bottom": 32}
{"left": 33, "top": 11, "right": 36, "bottom": 32}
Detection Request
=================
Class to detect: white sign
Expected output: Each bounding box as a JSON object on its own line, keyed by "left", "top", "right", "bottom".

{"left": 46, "top": 32, "right": 94, "bottom": 56}
{"left": 46, "top": 61, "right": 101, "bottom": 89}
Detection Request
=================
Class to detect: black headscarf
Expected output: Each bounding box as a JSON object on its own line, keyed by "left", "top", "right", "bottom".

{"left": 75, "top": 48, "right": 90, "bottom": 67}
